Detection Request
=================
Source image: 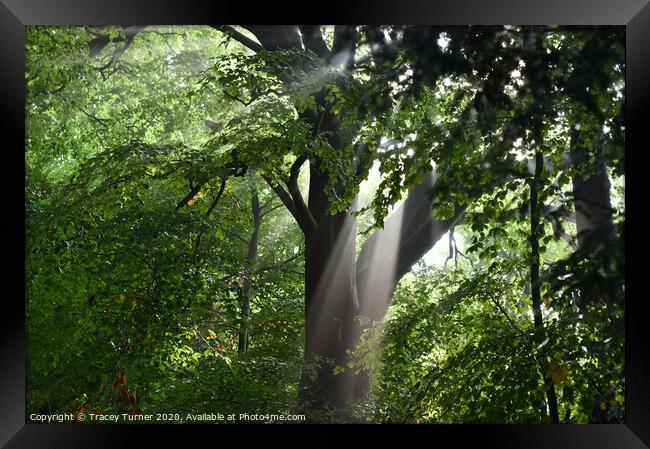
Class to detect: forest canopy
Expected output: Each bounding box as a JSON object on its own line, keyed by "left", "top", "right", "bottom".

{"left": 25, "top": 25, "right": 624, "bottom": 424}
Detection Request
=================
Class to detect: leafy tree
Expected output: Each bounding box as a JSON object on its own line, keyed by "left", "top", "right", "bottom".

{"left": 25, "top": 25, "right": 623, "bottom": 423}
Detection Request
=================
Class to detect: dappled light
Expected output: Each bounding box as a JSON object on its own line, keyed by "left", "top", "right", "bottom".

{"left": 26, "top": 25, "right": 624, "bottom": 425}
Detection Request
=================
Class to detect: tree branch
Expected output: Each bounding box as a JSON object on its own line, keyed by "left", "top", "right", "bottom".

{"left": 256, "top": 250, "right": 304, "bottom": 274}
{"left": 330, "top": 25, "right": 359, "bottom": 70}
{"left": 393, "top": 204, "right": 467, "bottom": 281}
{"left": 463, "top": 203, "right": 577, "bottom": 249}
{"left": 211, "top": 25, "right": 264, "bottom": 52}
{"left": 214, "top": 223, "right": 249, "bottom": 246}
{"left": 244, "top": 26, "right": 303, "bottom": 51}
{"left": 206, "top": 179, "right": 227, "bottom": 217}
{"left": 176, "top": 183, "right": 203, "bottom": 210}
{"left": 287, "top": 155, "right": 318, "bottom": 234}
{"left": 299, "top": 25, "right": 331, "bottom": 59}
{"left": 444, "top": 231, "right": 454, "bottom": 267}
{"left": 260, "top": 203, "right": 284, "bottom": 218}
{"left": 355, "top": 170, "right": 467, "bottom": 321}
{"left": 261, "top": 173, "right": 305, "bottom": 233}
{"left": 79, "top": 108, "right": 110, "bottom": 127}
{"left": 489, "top": 293, "right": 527, "bottom": 338}
{"left": 221, "top": 89, "right": 254, "bottom": 106}
{"left": 96, "top": 26, "right": 145, "bottom": 77}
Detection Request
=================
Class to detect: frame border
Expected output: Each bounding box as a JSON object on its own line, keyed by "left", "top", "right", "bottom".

{"left": 2, "top": 1, "right": 648, "bottom": 447}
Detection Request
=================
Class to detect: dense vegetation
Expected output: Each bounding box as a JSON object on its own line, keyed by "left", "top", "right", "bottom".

{"left": 25, "top": 25, "right": 624, "bottom": 423}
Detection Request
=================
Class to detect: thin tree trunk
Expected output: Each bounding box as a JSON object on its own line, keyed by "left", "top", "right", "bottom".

{"left": 238, "top": 188, "right": 260, "bottom": 355}
{"left": 529, "top": 151, "right": 560, "bottom": 424}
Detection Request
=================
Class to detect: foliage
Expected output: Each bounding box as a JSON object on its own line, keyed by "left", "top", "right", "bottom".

{"left": 25, "top": 25, "right": 623, "bottom": 423}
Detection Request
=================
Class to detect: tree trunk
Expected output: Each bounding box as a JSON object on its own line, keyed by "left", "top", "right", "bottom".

{"left": 569, "top": 128, "right": 622, "bottom": 308}
{"left": 238, "top": 189, "right": 260, "bottom": 355}
{"left": 352, "top": 170, "right": 466, "bottom": 400}
{"left": 231, "top": 25, "right": 495, "bottom": 413}
{"left": 298, "top": 161, "right": 361, "bottom": 412}
{"left": 570, "top": 127, "right": 623, "bottom": 423}
{"left": 570, "top": 129, "right": 616, "bottom": 249}
{"left": 529, "top": 151, "right": 560, "bottom": 424}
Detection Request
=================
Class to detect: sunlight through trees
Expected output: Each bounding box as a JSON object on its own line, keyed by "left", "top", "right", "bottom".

{"left": 26, "top": 25, "right": 624, "bottom": 424}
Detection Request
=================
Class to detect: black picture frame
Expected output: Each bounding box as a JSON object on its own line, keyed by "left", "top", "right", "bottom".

{"left": 1, "top": 1, "right": 648, "bottom": 447}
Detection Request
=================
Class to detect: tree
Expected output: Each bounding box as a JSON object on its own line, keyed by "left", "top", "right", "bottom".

{"left": 25, "top": 25, "right": 624, "bottom": 422}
